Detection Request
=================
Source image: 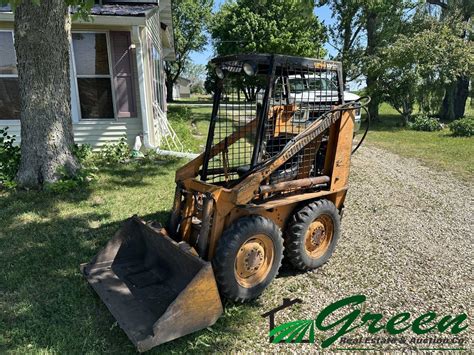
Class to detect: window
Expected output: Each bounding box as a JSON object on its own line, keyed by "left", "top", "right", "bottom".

{"left": 72, "top": 32, "right": 114, "bottom": 119}
{"left": 148, "top": 38, "right": 165, "bottom": 111}
{"left": 0, "top": 31, "right": 20, "bottom": 120}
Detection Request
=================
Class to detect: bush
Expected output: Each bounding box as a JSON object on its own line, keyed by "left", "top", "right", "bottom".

{"left": 98, "top": 137, "right": 131, "bottom": 164}
{"left": 0, "top": 127, "right": 21, "bottom": 188}
{"left": 45, "top": 143, "right": 99, "bottom": 193}
{"left": 409, "top": 114, "right": 443, "bottom": 132}
{"left": 449, "top": 117, "right": 474, "bottom": 137}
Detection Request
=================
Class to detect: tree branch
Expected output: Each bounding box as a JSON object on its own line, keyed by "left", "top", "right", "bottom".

{"left": 348, "top": 23, "right": 363, "bottom": 50}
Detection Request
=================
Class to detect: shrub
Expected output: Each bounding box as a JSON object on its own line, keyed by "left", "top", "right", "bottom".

{"left": 98, "top": 137, "right": 131, "bottom": 164}
{"left": 0, "top": 127, "right": 21, "bottom": 188}
{"left": 449, "top": 117, "right": 474, "bottom": 137}
{"left": 409, "top": 114, "right": 443, "bottom": 132}
{"left": 45, "top": 144, "right": 99, "bottom": 193}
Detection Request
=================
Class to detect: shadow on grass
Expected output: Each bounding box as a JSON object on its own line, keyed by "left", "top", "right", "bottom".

{"left": 98, "top": 159, "right": 180, "bottom": 190}
{"left": 0, "top": 186, "right": 260, "bottom": 353}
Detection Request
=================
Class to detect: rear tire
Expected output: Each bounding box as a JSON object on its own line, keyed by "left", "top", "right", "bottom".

{"left": 285, "top": 199, "right": 340, "bottom": 271}
{"left": 213, "top": 215, "right": 284, "bottom": 302}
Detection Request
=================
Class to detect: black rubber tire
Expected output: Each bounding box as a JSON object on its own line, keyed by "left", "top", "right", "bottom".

{"left": 213, "top": 215, "right": 284, "bottom": 302}
{"left": 285, "top": 199, "right": 340, "bottom": 271}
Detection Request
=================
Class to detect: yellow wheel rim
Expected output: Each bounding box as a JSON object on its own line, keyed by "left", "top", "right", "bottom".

{"left": 234, "top": 234, "right": 274, "bottom": 288}
{"left": 304, "top": 214, "right": 334, "bottom": 259}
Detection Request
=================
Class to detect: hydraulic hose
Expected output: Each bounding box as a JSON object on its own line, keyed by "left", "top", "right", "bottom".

{"left": 351, "top": 96, "right": 371, "bottom": 154}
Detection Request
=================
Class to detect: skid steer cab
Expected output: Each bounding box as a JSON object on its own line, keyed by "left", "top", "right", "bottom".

{"left": 81, "top": 54, "right": 365, "bottom": 352}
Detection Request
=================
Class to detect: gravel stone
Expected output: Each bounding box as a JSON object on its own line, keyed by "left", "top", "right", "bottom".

{"left": 230, "top": 145, "right": 473, "bottom": 352}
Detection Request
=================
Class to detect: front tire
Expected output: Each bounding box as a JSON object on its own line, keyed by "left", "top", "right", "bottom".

{"left": 285, "top": 199, "right": 340, "bottom": 271}
{"left": 213, "top": 215, "right": 284, "bottom": 302}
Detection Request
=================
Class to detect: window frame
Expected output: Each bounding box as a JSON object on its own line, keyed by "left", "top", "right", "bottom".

{"left": 70, "top": 30, "right": 117, "bottom": 121}
{"left": 0, "top": 29, "right": 20, "bottom": 123}
{"left": 146, "top": 34, "right": 166, "bottom": 114}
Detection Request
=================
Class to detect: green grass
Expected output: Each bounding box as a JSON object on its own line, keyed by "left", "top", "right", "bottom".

{"left": 0, "top": 160, "right": 265, "bottom": 353}
{"left": 1, "top": 101, "right": 472, "bottom": 353}
{"left": 165, "top": 106, "right": 212, "bottom": 153}
{"left": 173, "top": 94, "right": 213, "bottom": 104}
{"left": 364, "top": 103, "right": 474, "bottom": 180}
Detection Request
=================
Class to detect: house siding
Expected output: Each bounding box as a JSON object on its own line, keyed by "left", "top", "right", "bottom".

{"left": 0, "top": 24, "right": 145, "bottom": 149}
{"left": 2, "top": 118, "right": 142, "bottom": 148}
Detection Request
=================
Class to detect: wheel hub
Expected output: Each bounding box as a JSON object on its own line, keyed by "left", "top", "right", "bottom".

{"left": 234, "top": 235, "right": 275, "bottom": 288}
{"left": 304, "top": 215, "right": 334, "bottom": 259}
{"left": 244, "top": 245, "right": 265, "bottom": 272}
{"left": 311, "top": 226, "right": 326, "bottom": 246}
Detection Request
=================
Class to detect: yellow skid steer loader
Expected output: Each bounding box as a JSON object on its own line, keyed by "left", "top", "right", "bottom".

{"left": 81, "top": 54, "right": 367, "bottom": 352}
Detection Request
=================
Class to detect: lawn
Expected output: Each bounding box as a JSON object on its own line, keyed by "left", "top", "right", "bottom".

{"left": 0, "top": 160, "right": 261, "bottom": 353}
{"left": 1, "top": 100, "right": 472, "bottom": 353}
{"left": 364, "top": 103, "right": 473, "bottom": 180}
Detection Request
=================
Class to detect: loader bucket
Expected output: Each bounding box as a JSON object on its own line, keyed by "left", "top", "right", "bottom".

{"left": 80, "top": 216, "right": 223, "bottom": 352}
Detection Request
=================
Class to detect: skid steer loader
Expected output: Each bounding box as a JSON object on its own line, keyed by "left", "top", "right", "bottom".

{"left": 81, "top": 54, "right": 368, "bottom": 352}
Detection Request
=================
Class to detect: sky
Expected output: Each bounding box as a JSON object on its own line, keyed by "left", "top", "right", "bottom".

{"left": 189, "top": 1, "right": 336, "bottom": 66}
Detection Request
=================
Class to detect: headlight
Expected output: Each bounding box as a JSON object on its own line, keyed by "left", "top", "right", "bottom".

{"left": 215, "top": 67, "right": 225, "bottom": 79}
{"left": 243, "top": 62, "right": 256, "bottom": 76}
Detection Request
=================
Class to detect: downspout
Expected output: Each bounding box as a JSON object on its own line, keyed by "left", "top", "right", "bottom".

{"left": 131, "top": 26, "right": 197, "bottom": 160}
{"left": 132, "top": 25, "right": 153, "bottom": 149}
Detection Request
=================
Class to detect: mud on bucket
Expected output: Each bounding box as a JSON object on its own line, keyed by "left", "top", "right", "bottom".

{"left": 80, "top": 216, "right": 223, "bottom": 352}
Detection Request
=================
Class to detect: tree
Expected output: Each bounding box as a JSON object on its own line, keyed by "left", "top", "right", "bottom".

{"left": 361, "top": 0, "right": 410, "bottom": 121}
{"left": 211, "top": 0, "right": 326, "bottom": 57}
{"left": 164, "top": 0, "right": 212, "bottom": 102}
{"left": 427, "top": 0, "right": 473, "bottom": 120}
{"left": 317, "top": 0, "right": 364, "bottom": 84}
{"left": 210, "top": 0, "right": 326, "bottom": 100}
{"left": 323, "top": 0, "right": 410, "bottom": 121}
{"left": 377, "top": 16, "right": 472, "bottom": 126}
{"left": 3, "top": 0, "right": 92, "bottom": 188}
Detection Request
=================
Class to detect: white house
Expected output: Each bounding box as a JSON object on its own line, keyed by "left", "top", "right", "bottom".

{"left": 0, "top": 0, "right": 180, "bottom": 150}
{"left": 172, "top": 76, "right": 192, "bottom": 99}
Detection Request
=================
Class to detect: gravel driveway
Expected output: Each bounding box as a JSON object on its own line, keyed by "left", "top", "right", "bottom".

{"left": 228, "top": 145, "right": 473, "bottom": 352}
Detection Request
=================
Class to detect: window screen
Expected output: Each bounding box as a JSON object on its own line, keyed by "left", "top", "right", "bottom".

{"left": 0, "top": 31, "right": 20, "bottom": 120}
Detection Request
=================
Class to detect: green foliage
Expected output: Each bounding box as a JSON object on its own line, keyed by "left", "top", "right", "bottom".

{"left": 449, "top": 117, "right": 474, "bottom": 137}
{"left": 0, "top": 127, "right": 21, "bottom": 188}
{"left": 165, "top": 106, "right": 205, "bottom": 152}
{"left": 1, "top": 0, "right": 95, "bottom": 20}
{"left": 209, "top": 0, "right": 326, "bottom": 99}
{"left": 45, "top": 143, "right": 98, "bottom": 193}
{"left": 409, "top": 114, "right": 443, "bottom": 132}
{"left": 211, "top": 0, "right": 326, "bottom": 57}
{"left": 164, "top": 0, "right": 213, "bottom": 99}
{"left": 97, "top": 137, "right": 131, "bottom": 164}
{"left": 374, "top": 10, "right": 473, "bottom": 120}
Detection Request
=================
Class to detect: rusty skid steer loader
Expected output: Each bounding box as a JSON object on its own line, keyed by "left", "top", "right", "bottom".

{"left": 81, "top": 54, "right": 367, "bottom": 351}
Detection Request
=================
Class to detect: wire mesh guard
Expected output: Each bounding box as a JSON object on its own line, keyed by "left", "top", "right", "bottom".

{"left": 201, "top": 55, "right": 343, "bottom": 194}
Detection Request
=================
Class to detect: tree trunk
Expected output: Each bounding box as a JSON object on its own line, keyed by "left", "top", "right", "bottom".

{"left": 440, "top": 82, "right": 456, "bottom": 121}
{"left": 365, "top": 11, "right": 380, "bottom": 121}
{"left": 454, "top": 75, "right": 469, "bottom": 118}
{"left": 440, "top": 76, "right": 469, "bottom": 121}
{"left": 401, "top": 101, "right": 412, "bottom": 127}
{"left": 341, "top": 20, "right": 352, "bottom": 85}
{"left": 14, "top": 0, "right": 78, "bottom": 188}
{"left": 166, "top": 78, "right": 174, "bottom": 102}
